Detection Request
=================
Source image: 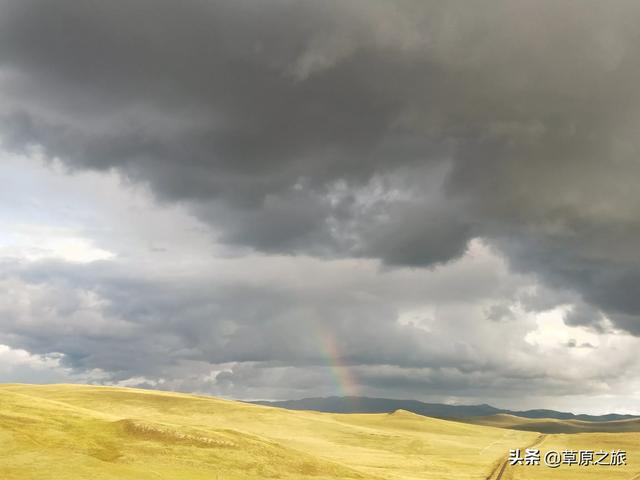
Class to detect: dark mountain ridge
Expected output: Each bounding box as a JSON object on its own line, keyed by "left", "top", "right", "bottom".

{"left": 251, "top": 396, "right": 636, "bottom": 422}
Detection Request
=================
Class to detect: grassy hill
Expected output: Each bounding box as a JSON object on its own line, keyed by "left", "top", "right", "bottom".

{"left": 0, "top": 384, "right": 538, "bottom": 480}
{"left": 463, "top": 413, "right": 640, "bottom": 434}
{"left": 510, "top": 432, "right": 640, "bottom": 480}
{"left": 4, "top": 384, "right": 640, "bottom": 480}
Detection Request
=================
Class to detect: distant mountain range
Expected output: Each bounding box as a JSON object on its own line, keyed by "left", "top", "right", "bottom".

{"left": 251, "top": 396, "right": 637, "bottom": 422}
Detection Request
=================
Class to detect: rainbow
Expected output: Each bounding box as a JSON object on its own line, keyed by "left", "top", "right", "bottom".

{"left": 314, "top": 322, "right": 360, "bottom": 399}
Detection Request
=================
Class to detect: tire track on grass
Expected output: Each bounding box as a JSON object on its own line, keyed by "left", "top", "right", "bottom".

{"left": 487, "top": 434, "right": 547, "bottom": 480}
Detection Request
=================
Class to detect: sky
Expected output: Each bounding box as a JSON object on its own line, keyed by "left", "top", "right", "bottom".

{"left": 1, "top": 0, "right": 640, "bottom": 415}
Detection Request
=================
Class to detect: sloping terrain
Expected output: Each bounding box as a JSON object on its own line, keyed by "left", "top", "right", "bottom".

{"left": 509, "top": 432, "right": 640, "bottom": 480}
{"left": 464, "top": 413, "right": 640, "bottom": 434}
{"left": 0, "top": 384, "right": 536, "bottom": 480}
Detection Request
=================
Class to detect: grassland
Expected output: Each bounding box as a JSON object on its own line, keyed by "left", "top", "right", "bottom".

{"left": 507, "top": 432, "right": 640, "bottom": 480}
{"left": 464, "top": 415, "right": 640, "bottom": 479}
{"left": 464, "top": 413, "right": 640, "bottom": 434}
{"left": 1, "top": 384, "right": 638, "bottom": 479}
{"left": 0, "top": 384, "right": 537, "bottom": 480}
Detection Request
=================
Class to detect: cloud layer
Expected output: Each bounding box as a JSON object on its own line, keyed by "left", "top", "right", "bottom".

{"left": 2, "top": 1, "right": 640, "bottom": 412}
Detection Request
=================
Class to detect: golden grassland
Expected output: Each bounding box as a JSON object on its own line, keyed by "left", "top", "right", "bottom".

{"left": 507, "top": 432, "right": 640, "bottom": 480}
{"left": 0, "top": 384, "right": 535, "bottom": 479}
{"left": 0, "top": 384, "right": 639, "bottom": 479}
{"left": 462, "top": 415, "right": 640, "bottom": 479}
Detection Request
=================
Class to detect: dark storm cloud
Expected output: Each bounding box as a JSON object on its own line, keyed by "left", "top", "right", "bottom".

{"left": 2, "top": 0, "right": 640, "bottom": 335}
{"left": 563, "top": 303, "right": 605, "bottom": 330}
{"left": 0, "top": 258, "right": 488, "bottom": 377}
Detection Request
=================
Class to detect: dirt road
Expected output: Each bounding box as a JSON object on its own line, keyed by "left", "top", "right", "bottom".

{"left": 487, "top": 434, "right": 547, "bottom": 480}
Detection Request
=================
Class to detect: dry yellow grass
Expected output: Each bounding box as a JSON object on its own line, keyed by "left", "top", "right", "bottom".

{"left": 0, "top": 384, "right": 537, "bottom": 480}
{"left": 465, "top": 413, "right": 640, "bottom": 434}
{"left": 5, "top": 384, "right": 637, "bottom": 479}
{"left": 507, "top": 432, "right": 640, "bottom": 479}
{"left": 464, "top": 416, "right": 640, "bottom": 479}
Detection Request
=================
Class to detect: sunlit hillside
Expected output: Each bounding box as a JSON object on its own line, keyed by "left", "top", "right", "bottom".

{"left": 461, "top": 415, "right": 640, "bottom": 479}
{"left": 509, "top": 433, "right": 640, "bottom": 480}
{"left": 0, "top": 384, "right": 537, "bottom": 480}
{"left": 3, "top": 384, "right": 640, "bottom": 479}
{"left": 464, "top": 413, "right": 640, "bottom": 434}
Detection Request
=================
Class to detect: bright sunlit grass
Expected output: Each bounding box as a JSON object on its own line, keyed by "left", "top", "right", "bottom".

{"left": 0, "top": 384, "right": 538, "bottom": 480}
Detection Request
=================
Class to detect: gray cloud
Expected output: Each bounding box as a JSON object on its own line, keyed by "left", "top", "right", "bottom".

{"left": 2, "top": 1, "right": 640, "bottom": 407}
{"left": 1, "top": 245, "right": 639, "bottom": 409}
{"left": 0, "top": 254, "right": 509, "bottom": 376}
{"left": 0, "top": 0, "right": 472, "bottom": 268}
{"left": 563, "top": 303, "right": 606, "bottom": 330}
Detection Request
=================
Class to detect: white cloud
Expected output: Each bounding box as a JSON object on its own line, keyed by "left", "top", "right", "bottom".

{"left": 0, "top": 344, "right": 71, "bottom": 383}
{"left": 0, "top": 223, "right": 114, "bottom": 263}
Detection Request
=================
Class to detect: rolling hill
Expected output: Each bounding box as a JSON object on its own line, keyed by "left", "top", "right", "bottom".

{"left": 0, "top": 384, "right": 540, "bottom": 480}
{"left": 463, "top": 413, "right": 640, "bottom": 434}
